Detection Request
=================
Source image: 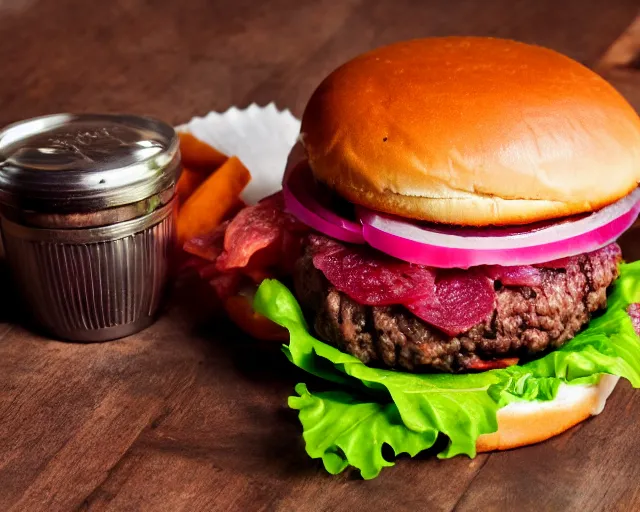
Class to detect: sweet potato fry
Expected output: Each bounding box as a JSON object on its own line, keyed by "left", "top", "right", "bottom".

{"left": 224, "top": 295, "right": 289, "bottom": 341}
{"left": 176, "top": 167, "right": 208, "bottom": 205}
{"left": 176, "top": 156, "right": 251, "bottom": 245}
{"left": 178, "top": 132, "right": 228, "bottom": 172}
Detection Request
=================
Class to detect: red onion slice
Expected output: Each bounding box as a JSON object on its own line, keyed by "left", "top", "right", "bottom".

{"left": 366, "top": 188, "right": 640, "bottom": 250}
{"left": 282, "top": 161, "right": 365, "bottom": 244}
{"left": 359, "top": 190, "right": 640, "bottom": 268}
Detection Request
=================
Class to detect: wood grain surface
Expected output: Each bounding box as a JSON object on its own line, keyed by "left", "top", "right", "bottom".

{"left": 1, "top": 1, "right": 640, "bottom": 511}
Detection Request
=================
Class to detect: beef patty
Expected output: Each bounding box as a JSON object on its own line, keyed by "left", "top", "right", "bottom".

{"left": 293, "top": 245, "right": 621, "bottom": 373}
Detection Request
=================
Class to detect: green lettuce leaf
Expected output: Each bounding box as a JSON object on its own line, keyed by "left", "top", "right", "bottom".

{"left": 253, "top": 262, "right": 640, "bottom": 479}
{"left": 289, "top": 383, "right": 437, "bottom": 480}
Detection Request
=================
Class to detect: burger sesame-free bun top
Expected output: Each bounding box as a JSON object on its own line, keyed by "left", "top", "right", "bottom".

{"left": 300, "top": 37, "right": 640, "bottom": 226}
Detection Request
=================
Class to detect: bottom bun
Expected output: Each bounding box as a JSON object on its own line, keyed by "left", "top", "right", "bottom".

{"left": 476, "top": 374, "right": 619, "bottom": 452}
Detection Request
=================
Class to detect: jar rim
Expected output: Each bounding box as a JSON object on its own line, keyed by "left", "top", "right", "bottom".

{"left": 0, "top": 113, "right": 180, "bottom": 213}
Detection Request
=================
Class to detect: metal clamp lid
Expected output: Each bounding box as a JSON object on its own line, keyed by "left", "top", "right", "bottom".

{"left": 0, "top": 113, "right": 180, "bottom": 212}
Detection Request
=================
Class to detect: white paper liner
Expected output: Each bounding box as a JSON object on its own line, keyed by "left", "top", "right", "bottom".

{"left": 177, "top": 103, "right": 301, "bottom": 205}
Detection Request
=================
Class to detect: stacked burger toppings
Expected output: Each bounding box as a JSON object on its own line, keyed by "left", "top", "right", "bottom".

{"left": 189, "top": 189, "right": 623, "bottom": 373}
{"left": 296, "top": 235, "right": 621, "bottom": 373}
{"left": 183, "top": 37, "right": 640, "bottom": 477}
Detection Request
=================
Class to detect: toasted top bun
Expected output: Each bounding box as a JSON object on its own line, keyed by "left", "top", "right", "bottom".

{"left": 476, "top": 374, "right": 619, "bottom": 452}
{"left": 300, "top": 37, "right": 640, "bottom": 226}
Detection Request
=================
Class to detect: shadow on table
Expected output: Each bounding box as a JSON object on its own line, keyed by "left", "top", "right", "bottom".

{"left": 170, "top": 273, "right": 301, "bottom": 380}
{"left": 195, "top": 311, "right": 310, "bottom": 384}
{"left": 181, "top": 305, "right": 329, "bottom": 477}
{"left": 0, "top": 259, "right": 26, "bottom": 326}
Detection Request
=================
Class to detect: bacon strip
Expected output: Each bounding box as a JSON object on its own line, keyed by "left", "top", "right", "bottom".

{"left": 182, "top": 193, "right": 308, "bottom": 299}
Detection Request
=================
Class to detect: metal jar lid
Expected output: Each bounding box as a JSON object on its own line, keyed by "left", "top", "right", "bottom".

{"left": 0, "top": 113, "right": 180, "bottom": 213}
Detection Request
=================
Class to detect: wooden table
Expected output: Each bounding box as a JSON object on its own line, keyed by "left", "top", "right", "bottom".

{"left": 2, "top": 2, "right": 640, "bottom": 510}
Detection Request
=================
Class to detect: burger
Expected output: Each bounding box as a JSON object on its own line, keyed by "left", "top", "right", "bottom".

{"left": 185, "top": 37, "right": 640, "bottom": 478}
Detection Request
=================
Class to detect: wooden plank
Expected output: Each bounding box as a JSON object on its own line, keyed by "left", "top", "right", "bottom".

{"left": 0, "top": 0, "right": 364, "bottom": 127}
{"left": 452, "top": 381, "right": 640, "bottom": 511}
{"left": 0, "top": 313, "right": 201, "bottom": 511}
{"left": 78, "top": 319, "right": 490, "bottom": 511}
{"left": 595, "top": 15, "right": 640, "bottom": 73}
{"left": 272, "top": 456, "right": 491, "bottom": 512}
{"left": 0, "top": 1, "right": 639, "bottom": 511}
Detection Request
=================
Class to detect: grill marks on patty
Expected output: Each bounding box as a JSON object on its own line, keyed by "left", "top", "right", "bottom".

{"left": 294, "top": 244, "right": 620, "bottom": 373}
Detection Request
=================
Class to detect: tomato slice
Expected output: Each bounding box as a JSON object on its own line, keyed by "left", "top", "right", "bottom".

{"left": 466, "top": 357, "right": 519, "bottom": 371}
{"left": 223, "top": 295, "right": 289, "bottom": 341}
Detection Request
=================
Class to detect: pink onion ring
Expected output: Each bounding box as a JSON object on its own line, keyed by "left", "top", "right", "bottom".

{"left": 359, "top": 190, "right": 640, "bottom": 268}
{"left": 283, "top": 161, "right": 365, "bottom": 244}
